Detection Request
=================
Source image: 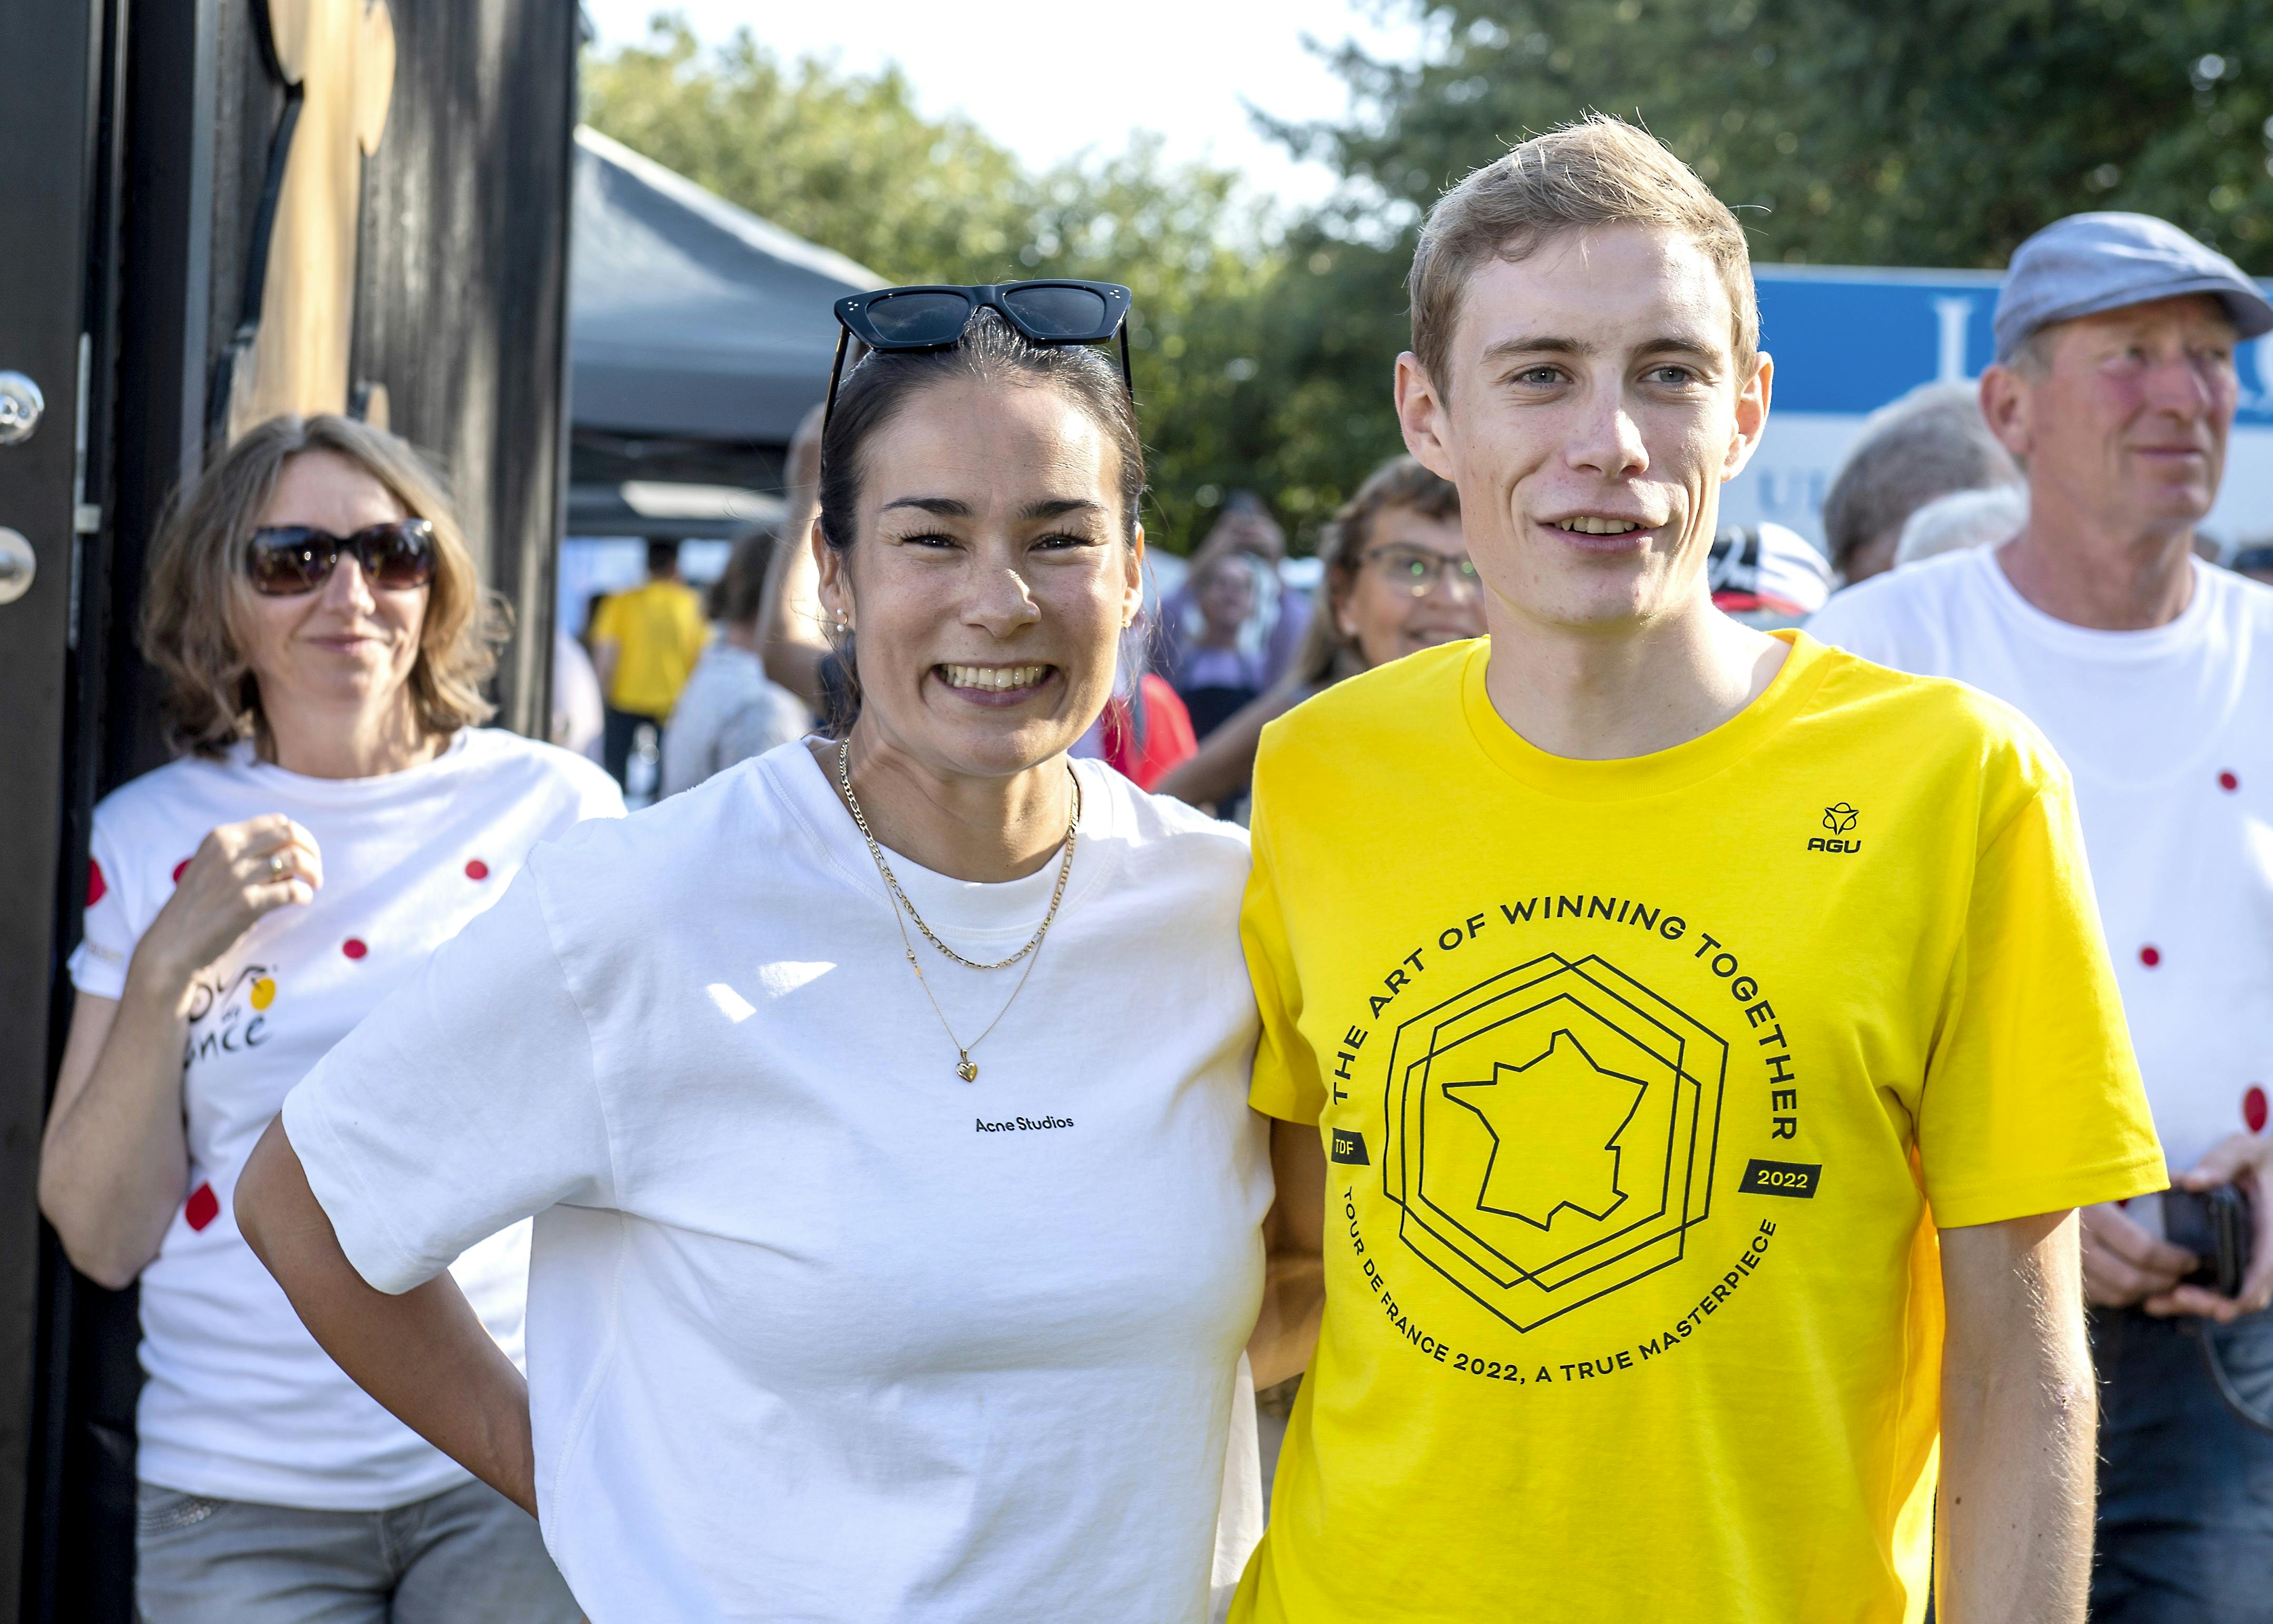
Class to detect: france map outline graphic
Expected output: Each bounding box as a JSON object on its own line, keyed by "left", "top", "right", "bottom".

{"left": 1380, "top": 952, "right": 1728, "bottom": 1332}
{"left": 1441, "top": 1030, "right": 1648, "bottom": 1231}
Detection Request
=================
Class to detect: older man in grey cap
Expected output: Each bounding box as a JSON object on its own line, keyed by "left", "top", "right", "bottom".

{"left": 1812, "top": 213, "right": 2273, "bottom": 1622}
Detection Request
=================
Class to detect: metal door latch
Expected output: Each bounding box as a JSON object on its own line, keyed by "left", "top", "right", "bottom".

{"left": 0, "top": 372, "right": 45, "bottom": 445}
{"left": 0, "top": 528, "right": 34, "bottom": 604}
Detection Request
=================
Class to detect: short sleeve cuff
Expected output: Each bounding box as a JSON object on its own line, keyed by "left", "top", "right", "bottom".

{"left": 1248, "top": 1068, "right": 1323, "bottom": 1126}
{"left": 281, "top": 1084, "right": 439, "bottom": 1296}
{"left": 67, "top": 940, "right": 129, "bottom": 1001}
{"left": 1928, "top": 1147, "right": 2169, "bottom": 1230}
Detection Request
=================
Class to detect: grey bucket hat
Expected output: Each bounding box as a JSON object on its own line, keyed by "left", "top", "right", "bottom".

{"left": 1993, "top": 211, "right": 2273, "bottom": 363}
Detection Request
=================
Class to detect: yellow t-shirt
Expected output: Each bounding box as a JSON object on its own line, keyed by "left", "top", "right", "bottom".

{"left": 591, "top": 578, "right": 709, "bottom": 718}
{"left": 1232, "top": 632, "right": 2163, "bottom": 1624}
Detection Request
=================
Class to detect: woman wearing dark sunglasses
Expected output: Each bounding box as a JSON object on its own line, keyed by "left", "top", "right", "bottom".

{"left": 40, "top": 414, "right": 618, "bottom": 1622}
{"left": 238, "top": 290, "right": 1312, "bottom": 1623}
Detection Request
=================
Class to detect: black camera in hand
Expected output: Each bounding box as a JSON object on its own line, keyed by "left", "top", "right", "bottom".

{"left": 2164, "top": 1184, "right": 2257, "bottom": 1299}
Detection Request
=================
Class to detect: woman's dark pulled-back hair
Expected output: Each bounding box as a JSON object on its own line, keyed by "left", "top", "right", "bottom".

{"left": 814, "top": 308, "right": 1146, "bottom": 734}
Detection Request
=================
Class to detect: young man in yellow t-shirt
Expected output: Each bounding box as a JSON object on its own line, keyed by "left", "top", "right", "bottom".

{"left": 1232, "top": 116, "right": 2166, "bottom": 1624}
{"left": 590, "top": 538, "right": 710, "bottom": 786}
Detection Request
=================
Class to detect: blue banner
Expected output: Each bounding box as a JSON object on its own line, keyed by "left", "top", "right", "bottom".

{"left": 1756, "top": 267, "right": 2273, "bottom": 424}
{"left": 1725, "top": 268, "right": 2273, "bottom": 551}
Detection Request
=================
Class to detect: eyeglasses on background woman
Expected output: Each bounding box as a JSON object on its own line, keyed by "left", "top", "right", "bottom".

{"left": 1360, "top": 543, "right": 1482, "bottom": 598}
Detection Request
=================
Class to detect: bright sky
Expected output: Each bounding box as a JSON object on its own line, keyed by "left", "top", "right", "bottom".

{"left": 582, "top": 2, "right": 1436, "bottom": 210}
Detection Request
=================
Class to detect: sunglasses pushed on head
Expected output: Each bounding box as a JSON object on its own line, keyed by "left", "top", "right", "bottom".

{"left": 825, "top": 281, "right": 1135, "bottom": 431}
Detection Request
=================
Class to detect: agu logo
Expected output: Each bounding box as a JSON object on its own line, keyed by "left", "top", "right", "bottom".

{"left": 1808, "top": 802, "right": 1861, "bottom": 854}
{"left": 1378, "top": 952, "right": 1726, "bottom": 1332}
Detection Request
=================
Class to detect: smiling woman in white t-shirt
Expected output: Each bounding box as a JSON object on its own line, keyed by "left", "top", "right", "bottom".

{"left": 237, "top": 294, "right": 1312, "bottom": 1624}
{"left": 39, "top": 415, "right": 620, "bottom": 1622}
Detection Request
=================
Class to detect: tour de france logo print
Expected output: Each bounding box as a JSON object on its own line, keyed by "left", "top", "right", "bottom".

{"left": 1381, "top": 952, "right": 1727, "bottom": 1333}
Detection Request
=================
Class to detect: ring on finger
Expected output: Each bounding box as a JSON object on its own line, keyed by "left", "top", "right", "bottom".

{"left": 269, "top": 853, "right": 286, "bottom": 876}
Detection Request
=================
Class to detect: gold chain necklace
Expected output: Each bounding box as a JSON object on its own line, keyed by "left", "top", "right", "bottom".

{"left": 836, "top": 740, "right": 1079, "bottom": 1081}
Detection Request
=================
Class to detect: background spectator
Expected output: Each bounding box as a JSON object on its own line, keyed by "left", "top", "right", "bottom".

{"left": 1893, "top": 484, "right": 2029, "bottom": 569}
{"left": 590, "top": 538, "right": 709, "bottom": 785}
{"left": 579, "top": 589, "right": 612, "bottom": 656}
{"left": 660, "top": 527, "right": 812, "bottom": 796}
{"left": 1166, "top": 552, "right": 1272, "bottom": 739}
{"left": 1081, "top": 664, "right": 1200, "bottom": 791}
{"left": 1160, "top": 494, "right": 1312, "bottom": 693}
{"left": 760, "top": 402, "right": 831, "bottom": 715}
{"left": 550, "top": 628, "right": 604, "bottom": 762}
{"left": 2232, "top": 542, "right": 2273, "bottom": 589}
{"left": 1807, "top": 211, "right": 2273, "bottom": 1622}
{"left": 38, "top": 415, "right": 615, "bottom": 1621}
{"left": 1157, "top": 454, "right": 1479, "bottom": 819}
{"left": 1820, "top": 380, "right": 2021, "bottom": 586}
{"left": 1704, "top": 520, "right": 1833, "bottom": 628}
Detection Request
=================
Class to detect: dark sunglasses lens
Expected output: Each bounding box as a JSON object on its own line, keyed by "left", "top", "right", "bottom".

{"left": 365, "top": 521, "right": 436, "bottom": 588}
{"left": 865, "top": 290, "right": 974, "bottom": 345}
{"left": 248, "top": 529, "right": 330, "bottom": 595}
{"left": 1002, "top": 284, "right": 1108, "bottom": 337}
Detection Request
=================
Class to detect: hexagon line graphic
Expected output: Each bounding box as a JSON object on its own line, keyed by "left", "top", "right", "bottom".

{"left": 1410, "top": 986, "right": 1686, "bottom": 1274}
{"left": 1375, "top": 951, "right": 1729, "bottom": 1332}
{"left": 1405, "top": 972, "right": 1690, "bottom": 1284}
{"left": 1410, "top": 956, "right": 1722, "bottom": 1283}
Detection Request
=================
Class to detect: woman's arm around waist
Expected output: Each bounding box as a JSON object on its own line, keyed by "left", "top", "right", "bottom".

{"left": 236, "top": 1116, "right": 539, "bottom": 1514}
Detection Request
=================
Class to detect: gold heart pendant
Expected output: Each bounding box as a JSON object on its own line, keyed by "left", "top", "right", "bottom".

{"left": 956, "top": 1058, "right": 979, "bottom": 1082}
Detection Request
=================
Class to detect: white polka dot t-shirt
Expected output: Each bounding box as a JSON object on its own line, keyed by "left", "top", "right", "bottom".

{"left": 68, "top": 729, "right": 623, "bottom": 1509}
{"left": 1810, "top": 549, "right": 2273, "bottom": 1190}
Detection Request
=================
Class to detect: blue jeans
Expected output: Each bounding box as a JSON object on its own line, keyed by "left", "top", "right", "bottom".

{"left": 135, "top": 1477, "right": 580, "bottom": 1623}
{"left": 2091, "top": 1305, "right": 2273, "bottom": 1621}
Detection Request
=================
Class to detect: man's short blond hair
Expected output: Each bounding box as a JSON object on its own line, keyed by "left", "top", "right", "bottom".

{"left": 1409, "top": 113, "right": 1759, "bottom": 395}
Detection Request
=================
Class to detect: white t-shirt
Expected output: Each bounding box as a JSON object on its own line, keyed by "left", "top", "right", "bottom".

{"left": 1808, "top": 548, "right": 2273, "bottom": 1182}
{"left": 283, "top": 744, "right": 1273, "bottom": 1624}
{"left": 68, "top": 729, "right": 624, "bottom": 1508}
{"left": 658, "top": 640, "right": 811, "bottom": 797}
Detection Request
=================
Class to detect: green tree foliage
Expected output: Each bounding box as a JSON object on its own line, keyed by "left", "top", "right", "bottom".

{"left": 583, "top": 19, "right": 1030, "bottom": 288}
{"left": 585, "top": 5, "right": 2273, "bottom": 550}
{"left": 1259, "top": 0, "right": 2273, "bottom": 515}
{"left": 583, "top": 17, "right": 1308, "bottom": 549}
{"left": 1305, "top": 0, "right": 2273, "bottom": 268}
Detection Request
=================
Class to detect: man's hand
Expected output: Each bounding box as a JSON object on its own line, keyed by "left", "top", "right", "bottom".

{"left": 2150, "top": 1133, "right": 2273, "bottom": 1322}
{"left": 2079, "top": 1201, "right": 2196, "bottom": 1311}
